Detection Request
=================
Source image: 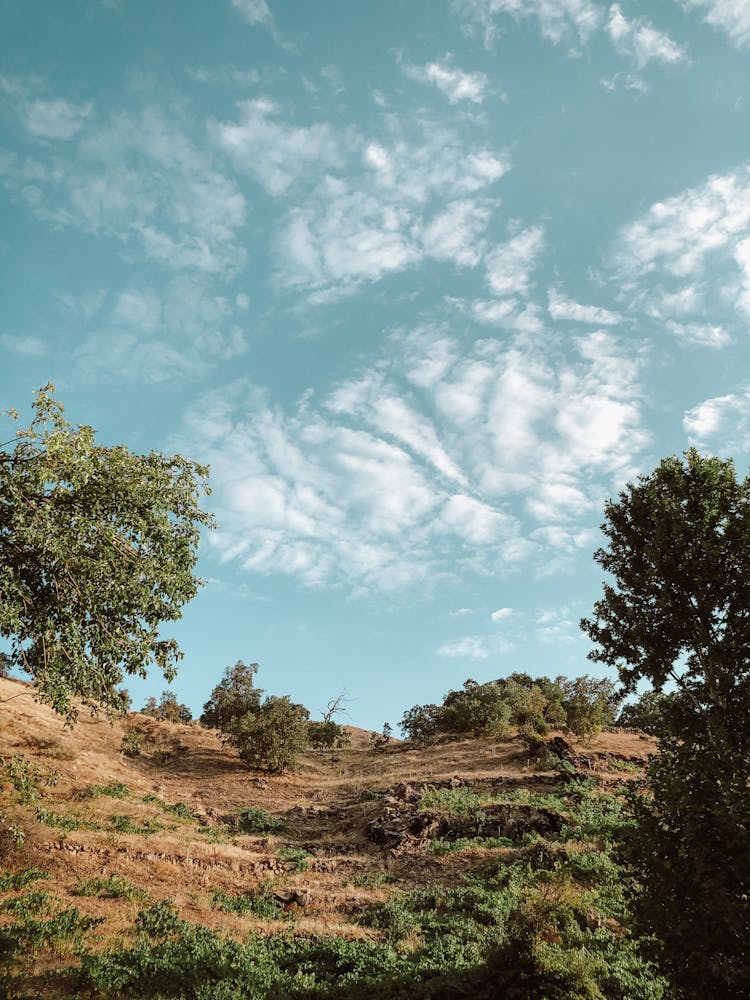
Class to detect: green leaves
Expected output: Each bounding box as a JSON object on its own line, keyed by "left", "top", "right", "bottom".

{"left": 0, "top": 384, "right": 214, "bottom": 720}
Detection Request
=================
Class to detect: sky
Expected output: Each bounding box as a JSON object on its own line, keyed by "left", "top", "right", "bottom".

{"left": 2, "top": 0, "right": 750, "bottom": 731}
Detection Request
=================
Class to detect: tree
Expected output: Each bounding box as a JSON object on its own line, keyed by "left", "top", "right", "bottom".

{"left": 308, "top": 691, "right": 351, "bottom": 749}
{"left": 223, "top": 696, "right": 310, "bottom": 773}
{"left": 558, "top": 675, "right": 619, "bottom": 742}
{"left": 141, "top": 690, "right": 192, "bottom": 724}
{"left": 200, "top": 661, "right": 263, "bottom": 730}
{"left": 0, "top": 385, "right": 213, "bottom": 721}
{"left": 617, "top": 690, "right": 675, "bottom": 736}
{"left": 202, "top": 662, "right": 310, "bottom": 772}
{"left": 581, "top": 449, "right": 750, "bottom": 998}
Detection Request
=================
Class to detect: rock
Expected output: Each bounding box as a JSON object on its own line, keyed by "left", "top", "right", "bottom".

{"left": 273, "top": 887, "right": 311, "bottom": 908}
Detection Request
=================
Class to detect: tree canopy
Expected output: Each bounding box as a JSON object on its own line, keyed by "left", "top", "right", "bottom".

{"left": 582, "top": 449, "right": 750, "bottom": 998}
{"left": 0, "top": 384, "right": 214, "bottom": 721}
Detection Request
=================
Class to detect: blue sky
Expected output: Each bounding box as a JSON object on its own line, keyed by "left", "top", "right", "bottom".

{"left": 3, "top": 0, "right": 750, "bottom": 729}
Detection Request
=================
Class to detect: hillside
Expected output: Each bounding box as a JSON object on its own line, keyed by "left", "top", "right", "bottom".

{"left": 0, "top": 676, "right": 657, "bottom": 997}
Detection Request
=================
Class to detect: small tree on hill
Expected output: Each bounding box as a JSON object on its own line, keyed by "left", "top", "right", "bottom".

{"left": 200, "top": 661, "right": 262, "bottom": 730}
{"left": 559, "top": 675, "right": 619, "bottom": 742}
{"left": 223, "top": 695, "right": 309, "bottom": 773}
{"left": 201, "top": 662, "right": 309, "bottom": 773}
{"left": 142, "top": 690, "right": 192, "bottom": 724}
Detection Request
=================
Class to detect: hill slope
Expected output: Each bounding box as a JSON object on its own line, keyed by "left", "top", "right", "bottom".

{"left": 0, "top": 677, "right": 656, "bottom": 995}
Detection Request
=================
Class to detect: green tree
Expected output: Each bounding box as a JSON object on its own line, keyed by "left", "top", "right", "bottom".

{"left": 141, "top": 690, "right": 192, "bottom": 724}
{"left": 617, "top": 690, "right": 675, "bottom": 737}
{"left": 200, "top": 661, "right": 262, "bottom": 730}
{"left": 224, "top": 696, "right": 309, "bottom": 773}
{"left": 559, "top": 675, "right": 619, "bottom": 742}
{"left": 0, "top": 385, "right": 213, "bottom": 721}
{"left": 581, "top": 449, "right": 750, "bottom": 998}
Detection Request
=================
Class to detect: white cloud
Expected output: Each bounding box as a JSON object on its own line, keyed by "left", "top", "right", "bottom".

{"left": 612, "top": 164, "right": 750, "bottom": 340}
{"left": 261, "top": 109, "right": 509, "bottom": 295}
{"left": 683, "top": 0, "right": 750, "bottom": 48}
{"left": 534, "top": 606, "right": 578, "bottom": 643}
{"left": 437, "top": 636, "right": 491, "bottom": 659}
{"left": 485, "top": 225, "right": 545, "bottom": 297}
{"left": 25, "top": 98, "right": 93, "bottom": 139}
{"left": 455, "top": 0, "right": 603, "bottom": 47}
{"left": 449, "top": 607, "right": 474, "bottom": 617}
{"left": 231, "top": 0, "right": 271, "bottom": 25}
{"left": 181, "top": 323, "right": 648, "bottom": 591}
{"left": 607, "top": 5, "right": 687, "bottom": 67}
{"left": 490, "top": 606, "right": 513, "bottom": 621}
{"left": 547, "top": 288, "right": 621, "bottom": 325}
{"left": 0, "top": 333, "right": 47, "bottom": 357}
{"left": 212, "top": 98, "right": 342, "bottom": 196}
{"left": 664, "top": 320, "right": 730, "bottom": 347}
{"left": 403, "top": 57, "right": 489, "bottom": 103}
{"left": 2, "top": 106, "right": 247, "bottom": 277}
{"left": 68, "top": 277, "right": 249, "bottom": 382}
{"left": 420, "top": 199, "right": 496, "bottom": 267}
{"left": 684, "top": 391, "right": 750, "bottom": 451}
{"left": 455, "top": 0, "right": 685, "bottom": 71}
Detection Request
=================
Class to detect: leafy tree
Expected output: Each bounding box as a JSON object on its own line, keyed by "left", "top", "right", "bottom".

{"left": 0, "top": 385, "right": 213, "bottom": 720}
{"left": 200, "top": 661, "right": 262, "bottom": 730}
{"left": 441, "top": 679, "right": 513, "bottom": 737}
{"left": 399, "top": 702, "right": 442, "bottom": 744}
{"left": 559, "top": 675, "right": 619, "bottom": 742}
{"left": 223, "top": 695, "right": 309, "bottom": 773}
{"left": 308, "top": 691, "right": 350, "bottom": 749}
{"left": 617, "top": 690, "right": 675, "bottom": 737}
{"left": 581, "top": 449, "right": 750, "bottom": 998}
{"left": 202, "top": 662, "right": 310, "bottom": 772}
{"left": 141, "top": 690, "right": 192, "bottom": 724}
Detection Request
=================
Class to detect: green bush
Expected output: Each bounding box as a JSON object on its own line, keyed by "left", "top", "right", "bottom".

{"left": 236, "top": 807, "right": 285, "bottom": 834}
{"left": 86, "top": 781, "right": 130, "bottom": 799}
{"left": 211, "top": 886, "right": 286, "bottom": 920}
{"left": 224, "top": 696, "right": 310, "bottom": 773}
{"left": 308, "top": 719, "right": 350, "bottom": 749}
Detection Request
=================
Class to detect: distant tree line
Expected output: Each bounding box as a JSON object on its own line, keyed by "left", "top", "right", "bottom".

{"left": 400, "top": 672, "right": 621, "bottom": 745}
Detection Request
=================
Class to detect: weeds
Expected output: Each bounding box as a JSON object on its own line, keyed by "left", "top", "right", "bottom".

{"left": 108, "top": 813, "right": 164, "bottom": 835}
{"left": 73, "top": 875, "right": 147, "bottom": 901}
{"left": 1, "top": 754, "right": 58, "bottom": 804}
{"left": 235, "top": 807, "right": 285, "bottom": 834}
{"left": 86, "top": 781, "right": 130, "bottom": 799}
{"left": 0, "top": 867, "right": 49, "bottom": 892}
{"left": 278, "top": 846, "right": 309, "bottom": 872}
{"left": 210, "top": 886, "right": 287, "bottom": 919}
{"left": 35, "top": 807, "right": 99, "bottom": 832}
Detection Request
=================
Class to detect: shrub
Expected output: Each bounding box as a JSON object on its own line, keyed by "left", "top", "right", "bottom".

{"left": 210, "top": 886, "right": 286, "bottom": 919}
{"left": 86, "top": 781, "right": 130, "bottom": 799}
{"left": 224, "top": 696, "right": 310, "bottom": 773}
{"left": 559, "top": 675, "right": 620, "bottom": 742}
{"left": 121, "top": 725, "right": 144, "bottom": 757}
{"left": 73, "top": 875, "right": 147, "bottom": 901}
{"left": 141, "top": 690, "right": 192, "bottom": 723}
{"left": 308, "top": 719, "right": 350, "bottom": 749}
{"left": 277, "top": 846, "right": 309, "bottom": 872}
{"left": 616, "top": 691, "right": 675, "bottom": 737}
{"left": 236, "top": 807, "right": 285, "bottom": 834}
